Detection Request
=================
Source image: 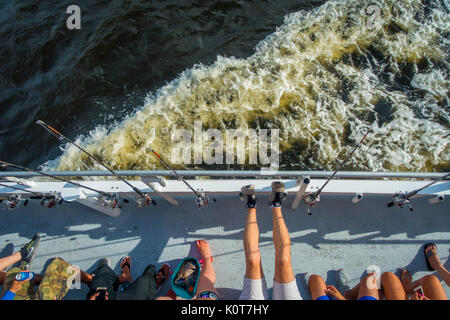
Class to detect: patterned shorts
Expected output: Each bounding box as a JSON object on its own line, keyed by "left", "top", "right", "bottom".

{"left": 1, "top": 257, "right": 79, "bottom": 300}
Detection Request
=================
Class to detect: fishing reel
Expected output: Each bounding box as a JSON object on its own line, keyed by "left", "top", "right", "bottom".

{"left": 101, "top": 194, "right": 121, "bottom": 209}
{"left": 40, "top": 193, "right": 64, "bottom": 208}
{"left": 136, "top": 194, "right": 157, "bottom": 208}
{"left": 387, "top": 193, "right": 413, "bottom": 211}
{"left": 1, "top": 195, "right": 29, "bottom": 211}
{"left": 303, "top": 193, "right": 320, "bottom": 215}
{"left": 195, "top": 190, "right": 215, "bottom": 209}
{"left": 40, "top": 194, "right": 64, "bottom": 208}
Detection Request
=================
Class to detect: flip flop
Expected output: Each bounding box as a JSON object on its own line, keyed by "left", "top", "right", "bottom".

{"left": 424, "top": 243, "right": 437, "bottom": 271}
{"left": 120, "top": 256, "right": 132, "bottom": 272}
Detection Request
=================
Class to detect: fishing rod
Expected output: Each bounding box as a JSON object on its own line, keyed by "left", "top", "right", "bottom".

{"left": 148, "top": 147, "right": 213, "bottom": 208}
{"left": 0, "top": 160, "right": 121, "bottom": 209}
{"left": 303, "top": 128, "right": 372, "bottom": 215}
{"left": 36, "top": 120, "right": 155, "bottom": 207}
{"left": 0, "top": 182, "right": 43, "bottom": 197}
{"left": 387, "top": 172, "right": 450, "bottom": 211}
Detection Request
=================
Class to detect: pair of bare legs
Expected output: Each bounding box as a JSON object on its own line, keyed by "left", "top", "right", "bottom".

{"left": 156, "top": 239, "right": 218, "bottom": 300}
{"left": 340, "top": 271, "right": 447, "bottom": 300}
{"left": 308, "top": 272, "right": 379, "bottom": 300}
{"left": 244, "top": 206, "right": 295, "bottom": 288}
{"left": 378, "top": 244, "right": 448, "bottom": 300}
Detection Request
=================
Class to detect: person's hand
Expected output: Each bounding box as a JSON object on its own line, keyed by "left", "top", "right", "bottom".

{"left": 411, "top": 292, "right": 429, "bottom": 300}
{"left": 10, "top": 271, "right": 32, "bottom": 293}
{"left": 326, "top": 285, "right": 346, "bottom": 300}
{"left": 89, "top": 291, "right": 109, "bottom": 300}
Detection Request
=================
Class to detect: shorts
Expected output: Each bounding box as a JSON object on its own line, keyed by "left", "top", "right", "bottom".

{"left": 239, "top": 276, "right": 302, "bottom": 300}
{"left": 238, "top": 277, "right": 270, "bottom": 300}
{"left": 316, "top": 295, "right": 333, "bottom": 300}
{"left": 272, "top": 279, "right": 302, "bottom": 300}
{"left": 1, "top": 257, "right": 77, "bottom": 300}
{"left": 358, "top": 296, "right": 378, "bottom": 300}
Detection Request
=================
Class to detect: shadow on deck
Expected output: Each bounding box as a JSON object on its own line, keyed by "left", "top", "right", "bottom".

{"left": 0, "top": 194, "right": 449, "bottom": 299}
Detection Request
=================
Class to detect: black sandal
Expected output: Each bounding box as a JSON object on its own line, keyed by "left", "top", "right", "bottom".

{"left": 424, "top": 243, "right": 437, "bottom": 271}
{"left": 120, "top": 256, "right": 132, "bottom": 271}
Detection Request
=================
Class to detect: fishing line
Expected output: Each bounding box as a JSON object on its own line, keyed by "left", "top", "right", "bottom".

{"left": 36, "top": 120, "right": 148, "bottom": 199}
{"left": 148, "top": 147, "right": 212, "bottom": 208}
{"left": 0, "top": 160, "right": 109, "bottom": 197}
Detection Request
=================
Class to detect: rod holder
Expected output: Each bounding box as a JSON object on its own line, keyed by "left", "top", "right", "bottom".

{"left": 352, "top": 193, "right": 363, "bottom": 203}
{"left": 291, "top": 176, "right": 310, "bottom": 210}
{"left": 429, "top": 194, "right": 444, "bottom": 204}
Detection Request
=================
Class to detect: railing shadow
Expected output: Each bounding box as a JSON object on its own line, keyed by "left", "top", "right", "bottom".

{"left": 0, "top": 193, "right": 448, "bottom": 299}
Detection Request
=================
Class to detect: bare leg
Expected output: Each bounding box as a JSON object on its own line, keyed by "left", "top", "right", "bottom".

{"left": 244, "top": 208, "right": 264, "bottom": 280}
{"left": 381, "top": 272, "right": 406, "bottom": 300}
{"left": 79, "top": 269, "right": 93, "bottom": 285}
{"left": 357, "top": 273, "right": 380, "bottom": 300}
{"left": 272, "top": 207, "right": 295, "bottom": 284}
{"left": 0, "top": 252, "right": 21, "bottom": 271}
{"left": 401, "top": 269, "right": 447, "bottom": 300}
{"left": 308, "top": 275, "right": 328, "bottom": 300}
{"left": 155, "top": 296, "right": 173, "bottom": 300}
{"left": 425, "top": 244, "right": 450, "bottom": 286}
{"left": 344, "top": 282, "right": 360, "bottom": 300}
{"left": 194, "top": 240, "right": 218, "bottom": 297}
{"left": 117, "top": 256, "right": 133, "bottom": 283}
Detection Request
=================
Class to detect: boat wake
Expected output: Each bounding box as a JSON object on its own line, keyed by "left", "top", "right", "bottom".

{"left": 47, "top": 0, "right": 450, "bottom": 173}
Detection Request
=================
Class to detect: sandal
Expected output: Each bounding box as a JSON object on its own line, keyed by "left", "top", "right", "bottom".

{"left": 120, "top": 256, "right": 132, "bottom": 271}
{"left": 424, "top": 243, "right": 438, "bottom": 271}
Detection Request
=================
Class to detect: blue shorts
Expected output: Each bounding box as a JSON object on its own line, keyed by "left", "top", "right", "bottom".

{"left": 358, "top": 296, "right": 377, "bottom": 300}
{"left": 316, "top": 295, "right": 333, "bottom": 300}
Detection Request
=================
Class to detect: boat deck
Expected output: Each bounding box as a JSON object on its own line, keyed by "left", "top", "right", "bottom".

{"left": 0, "top": 193, "right": 449, "bottom": 299}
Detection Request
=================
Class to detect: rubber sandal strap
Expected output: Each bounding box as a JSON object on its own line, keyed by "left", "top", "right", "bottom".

{"left": 424, "top": 243, "right": 437, "bottom": 271}
{"left": 120, "top": 257, "right": 131, "bottom": 270}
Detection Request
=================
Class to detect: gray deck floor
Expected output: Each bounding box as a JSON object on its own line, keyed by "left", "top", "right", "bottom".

{"left": 0, "top": 193, "right": 449, "bottom": 299}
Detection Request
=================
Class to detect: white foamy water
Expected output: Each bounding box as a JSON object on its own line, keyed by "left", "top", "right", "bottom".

{"left": 49, "top": 0, "right": 449, "bottom": 173}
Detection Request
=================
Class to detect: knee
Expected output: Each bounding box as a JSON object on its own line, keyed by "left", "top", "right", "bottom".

{"left": 422, "top": 274, "right": 441, "bottom": 286}
{"left": 309, "top": 274, "right": 324, "bottom": 284}
{"left": 246, "top": 252, "right": 261, "bottom": 269}
{"left": 361, "top": 272, "right": 379, "bottom": 289}
{"left": 275, "top": 254, "right": 292, "bottom": 269}
{"left": 381, "top": 272, "right": 397, "bottom": 283}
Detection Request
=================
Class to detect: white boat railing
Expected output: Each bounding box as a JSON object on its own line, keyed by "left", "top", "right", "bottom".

{"left": 0, "top": 170, "right": 447, "bottom": 179}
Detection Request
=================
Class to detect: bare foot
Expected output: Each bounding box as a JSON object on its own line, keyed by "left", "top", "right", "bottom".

{"left": 425, "top": 244, "right": 443, "bottom": 270}
{"left": 196, "top": 240, "right": 213, "bottom": 263}
{"left": 156, "top": 264, "right": 171, "bottom": 287}
{"left": 120, "top": 256, "right": 133, "bottom": 282}
{"left": 327, "top": 285, "right": 347, "bottom": 300}
{"left": 400, "top": 269, "right": 414, "bottom": 294}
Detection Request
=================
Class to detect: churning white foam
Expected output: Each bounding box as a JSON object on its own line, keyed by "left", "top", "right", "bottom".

{"left": 48, "top": 0, "right": 449, "bottom": 173}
